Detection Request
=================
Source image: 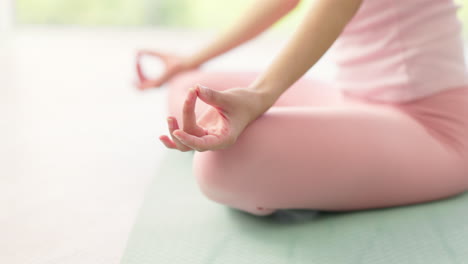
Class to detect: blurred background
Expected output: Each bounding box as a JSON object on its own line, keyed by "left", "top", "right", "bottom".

{"left": 7, "top": 0, "right": 468, "bottom": 31}
{"left": 1, "top": 1, "right": 468, "bottom": 264}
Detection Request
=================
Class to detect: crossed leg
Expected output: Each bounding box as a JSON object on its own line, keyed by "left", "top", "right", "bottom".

{"left": 166, "top": 71, "right": 468, "bottom": 216}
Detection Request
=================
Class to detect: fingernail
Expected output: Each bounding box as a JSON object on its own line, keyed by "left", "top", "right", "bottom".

{"left": 188, "top": 87, "right": 196, "bottom": 97}
{"left": 174, "top": 135, "right": 183, "bottom": 143}
{"left": 197, "top": 84, "right": 207, "bottom": 90}
{"left": 167, "top": 118, "right": 173, "bottom": 128}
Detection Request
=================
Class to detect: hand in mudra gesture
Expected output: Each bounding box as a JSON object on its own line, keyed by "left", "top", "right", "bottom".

{"left": 160, "top": 85, "right": 266, "bottom": 152}
{"left": 135, "top": 49, "right": 196, "bottom": 90}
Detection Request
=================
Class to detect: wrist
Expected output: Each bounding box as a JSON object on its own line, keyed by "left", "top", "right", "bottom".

{"left": 247, "top": 81, "right": 281, "bottom": 111}
{"left": 182, "top": 56, "right": 204, "bottom": 70}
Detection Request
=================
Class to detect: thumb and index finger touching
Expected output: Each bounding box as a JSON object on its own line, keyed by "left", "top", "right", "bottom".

{"left": 172, "top": 84, "right": 232, "bottom": 151}
{"left": 195, "top": 85, "right": 230, "bottom": 110}
{"left": 177, "top": 84, "right": 228, "bottom": 135}
{"left": 135, "top": 49, "right": 171, "bottom": 89}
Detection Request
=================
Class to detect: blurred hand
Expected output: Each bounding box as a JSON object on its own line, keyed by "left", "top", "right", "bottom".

{"left": 159, "top": 85, "right": 266, "bottom": 152}
{"left": 135, "top": 49, "right": 196, "bottom": 90}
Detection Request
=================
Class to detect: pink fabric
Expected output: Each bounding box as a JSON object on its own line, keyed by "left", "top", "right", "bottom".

{"left": 331, "top": 0, "right": 468, "bottom": 102}
{"left": 167, "top": 72, "right": 468, "bottom": 215}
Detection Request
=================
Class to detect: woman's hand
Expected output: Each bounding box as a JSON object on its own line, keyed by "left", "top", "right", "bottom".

{"left": 159, "top": 85, "right": 268, "bottom": 152}
{"left": 135, "top": 49, "right": 197, "bottom": 90}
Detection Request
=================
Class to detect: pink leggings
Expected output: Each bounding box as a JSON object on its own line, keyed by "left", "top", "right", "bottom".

{"left": 167, "top": 71, "right": 468, "bottom": 215}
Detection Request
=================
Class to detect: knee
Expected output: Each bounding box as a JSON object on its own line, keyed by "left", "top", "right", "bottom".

{"left": 192, "top": 151, "right": 232, "bottom": 203}
{"left": 192, "top": 151, "right": 277, "bottom": 215}
{"left": 192, "top": 149, "right": 258, "bottom": 204}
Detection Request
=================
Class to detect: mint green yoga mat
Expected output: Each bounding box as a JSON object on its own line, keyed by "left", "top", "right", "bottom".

{"left": 121, "top": 151, "right": 468, "bottom": 264}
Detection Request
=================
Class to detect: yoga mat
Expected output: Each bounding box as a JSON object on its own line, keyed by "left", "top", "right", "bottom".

{"left": 121, "top": 150, "right": 468, "bottom": 264}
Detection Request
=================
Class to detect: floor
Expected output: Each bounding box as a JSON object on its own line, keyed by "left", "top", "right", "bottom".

{"left": 0, "top": 27, "right": 336, "bottom": 264}
{"left": 0, "top": 28, "right": 169, "bottom": 264}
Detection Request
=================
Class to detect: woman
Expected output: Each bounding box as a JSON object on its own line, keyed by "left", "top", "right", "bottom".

{"left": 135, "top": 0, "right": 468, "bottom": 215}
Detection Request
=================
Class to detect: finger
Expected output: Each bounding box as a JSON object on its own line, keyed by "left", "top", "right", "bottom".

{"left": 138, "top": 77, "right": 165, "bottom": 90}
{"left": 138, "top": 50, "right": 173, "bottom": 68}
{"left": 136, "top": 79, "right": 155, "bottom": 90}
{"left": 167, "top": 117, "right": 192, "bottom": 151}
{"left": 183, "top": 87, "right": 205, "bottom": 136}
{"left": 133, "top": 80, "right": 147, "bottom": 90}
{"left": 136, "top": 50, "right": 170, "bottom": 87}
{"left": 136, "top": 82, "right": 147, "bottom": 90}
{"left": 172, "top": 129, "right": 223, "bottom": 151}
{"left": 195, "top": 84, "right": 227, "bottom": 108}
{"left": 139, "top": 70, "right": 175, "bottom": 89}
{"left": 138, "top": 80, "right": 159, "bottom": 90}
{"left": 159, "top": 135, "right": 177, "bottom": 149}
{"left": 136, "top": 60, "right": 146, "bottom": 83}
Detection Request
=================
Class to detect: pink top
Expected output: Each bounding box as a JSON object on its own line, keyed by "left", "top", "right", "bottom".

{"left": 331, "top": 0, "right": 468, "bottom": 102}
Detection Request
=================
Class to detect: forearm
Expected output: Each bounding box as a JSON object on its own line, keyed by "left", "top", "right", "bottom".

{"left": 184, "top": 0, "right": 300, "bottom": 68}
{"left": 249, "top": 0, "right": 362, "bottom": 110}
